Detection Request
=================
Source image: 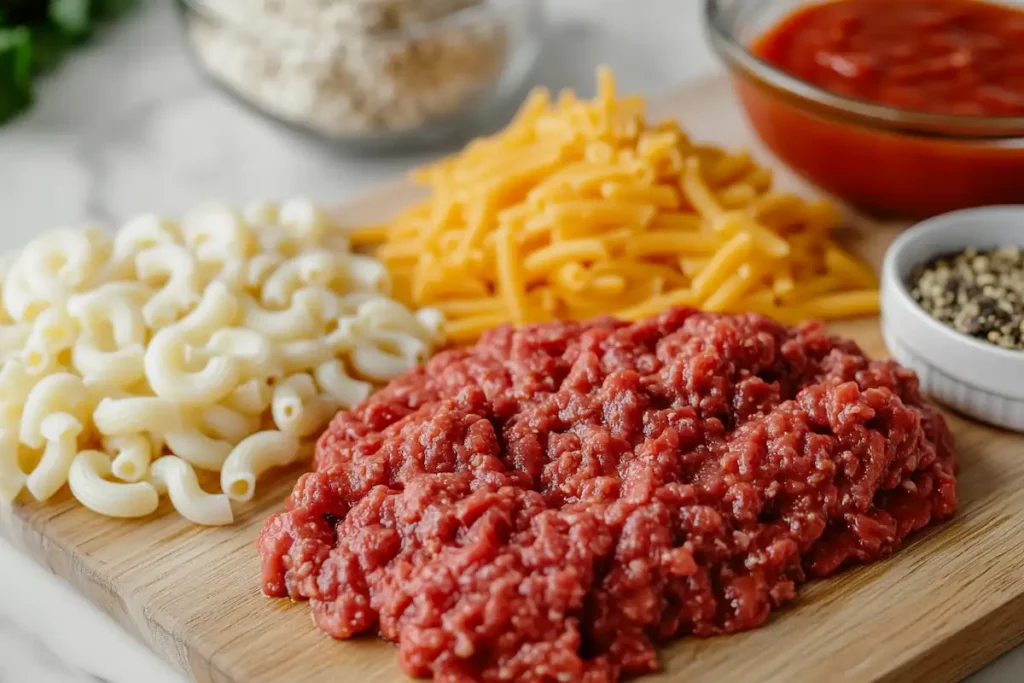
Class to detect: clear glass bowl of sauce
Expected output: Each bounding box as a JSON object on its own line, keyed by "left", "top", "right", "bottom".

{"left": 705, "top": 0, "right": 1024, "bottom": 219}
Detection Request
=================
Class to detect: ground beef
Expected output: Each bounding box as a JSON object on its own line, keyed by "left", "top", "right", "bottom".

{"left": 257, "top": 308, "right": 957, "bottom": 682}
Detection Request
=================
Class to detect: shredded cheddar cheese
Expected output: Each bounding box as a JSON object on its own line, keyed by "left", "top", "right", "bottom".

{"left": 349, "top": 67, "right": 880, "bottom": 342}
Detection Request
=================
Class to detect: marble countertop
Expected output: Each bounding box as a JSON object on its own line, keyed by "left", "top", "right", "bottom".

{"left": 0, "top": 1, "right": 1020, "bottom": 682}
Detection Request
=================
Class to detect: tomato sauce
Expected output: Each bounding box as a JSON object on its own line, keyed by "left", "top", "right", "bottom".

{"left": 731, "top": 0, "right": 1024, "bottom": 218}
{"left": 754, "top": 0, "right": 1024, "bottom": 117}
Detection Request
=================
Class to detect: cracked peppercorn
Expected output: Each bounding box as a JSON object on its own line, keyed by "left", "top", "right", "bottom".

{"left": 910, "top": 246, "right": 1024, "bottom": 350}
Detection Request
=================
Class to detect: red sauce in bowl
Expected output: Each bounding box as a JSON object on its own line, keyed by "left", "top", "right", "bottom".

{"left": 727, "top": 0, "right": 1024, "bottom": 218}
{"left": 754, "top": 0, "right": 1024, "bottom": 117}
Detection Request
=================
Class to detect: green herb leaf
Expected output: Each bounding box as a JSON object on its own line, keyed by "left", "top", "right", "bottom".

{"left": 29, "top": 25, "right": 68, "bottom": 73}
{"left": 0, "top": 0, "right": 134, "bottom": 126}
{"left": 49, "top": 0, "right": 92, "bottom": 41}
{"left": 90, "top": 0, "right": 136, "bottom": 20}
{"left": 0, "top": 2, "right": 49, "bottom": 27}
{"left": 0, "top": 26, "right": 34, "bottom": 123}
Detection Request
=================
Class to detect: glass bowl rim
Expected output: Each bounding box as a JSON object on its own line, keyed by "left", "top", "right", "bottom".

{"left": 178, "top": 0, "right": 533, "bottom": 41}
{"left": 703, "top": 0, "right": 1024, "bottom": 140}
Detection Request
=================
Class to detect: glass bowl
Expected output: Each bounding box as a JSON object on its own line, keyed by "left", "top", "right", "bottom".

{"left": 175, "top": 0, "right": 545, "bottom": 153}
{"left": 704, "top": 0, "right": 1024, "bottom": 219}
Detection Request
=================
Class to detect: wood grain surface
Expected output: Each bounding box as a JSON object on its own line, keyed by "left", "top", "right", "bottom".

{"left": 3, "top": 76, "right": 1023, "bottom": 683}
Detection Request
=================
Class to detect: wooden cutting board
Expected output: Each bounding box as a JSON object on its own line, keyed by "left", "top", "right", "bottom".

{"left": 3, "top": 75, "right": 1024, "bottom": 683}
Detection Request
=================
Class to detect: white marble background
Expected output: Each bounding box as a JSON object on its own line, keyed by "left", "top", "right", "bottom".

{"left": 0, "top": 1, "right": 1020, "bottom": 682}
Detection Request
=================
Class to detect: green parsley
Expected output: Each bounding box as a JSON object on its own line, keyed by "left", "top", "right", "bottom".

{"left": 0, "top": 0, "right": 135, "bottom": 124}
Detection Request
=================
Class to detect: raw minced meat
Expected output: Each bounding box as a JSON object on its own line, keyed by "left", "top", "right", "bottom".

{"left": 257, "top": 308, "right": 957, "bottom": 682}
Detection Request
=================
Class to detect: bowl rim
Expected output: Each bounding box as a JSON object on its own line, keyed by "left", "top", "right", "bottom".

{"left": 881, "top": 205, "right": 1024, "bottom": 368}
{"left": 703, "top": 0, "right": 1024, "bottom": 140}
{"left": 179, "top": 0, "right": 529, "bottom": 40}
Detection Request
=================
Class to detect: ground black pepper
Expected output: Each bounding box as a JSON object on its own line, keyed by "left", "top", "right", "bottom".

{"left": 910, "top": 247, "right": 1024, "bottom": 350}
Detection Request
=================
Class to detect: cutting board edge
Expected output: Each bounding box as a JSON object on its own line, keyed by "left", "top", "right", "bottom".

{"left": 7, "top": 498, "right": 1024, "bottom": 683}
{"left": 0, "top": 505, "right": 204, "bottom": 682}
{"left": 882, "top": 588, "right": 1024, "bottom": 683}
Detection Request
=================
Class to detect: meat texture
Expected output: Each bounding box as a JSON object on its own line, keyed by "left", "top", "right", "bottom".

{"left": 258, "top": 308, "right": 957, "bottom": 682}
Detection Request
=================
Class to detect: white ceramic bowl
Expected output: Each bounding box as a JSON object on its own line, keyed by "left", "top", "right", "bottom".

{"left": 881, "top": 205, "right": 1024, "bottom": 432}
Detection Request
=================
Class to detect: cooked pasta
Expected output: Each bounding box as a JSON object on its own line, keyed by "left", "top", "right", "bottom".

{"left": 0, "top": 359, "right": 36, "bottom": 407}
{"left": 150, "top": 456, "right": 233, "bottom": 526}
{"left": 314, "top": 360, "right": 372, "bottom": 410}
{"left": 111, "top": 214, "right": 179, "bottom": 275}
{"left": 25, "top": 308, "right": 78, "bottom": 355}
{"left": 276, "top": 337, "right": 336, "bottom": 375}
{"left": 261, "top": 250, "right": 338, "bottom": 307}
{"left": 221, "top": 430, "right": 301, "bottom": 503}
{"left": 103, "top": 433, "right": 153, "bottom": 483}
{"left": 69, "top": 450, "right": 160, "bottom": 519}
{"left": 0, "top": 200, "right": 445, "bottom": 525}
{"left": 26, "top": 413, "right": 83, "bottom": 502}
{"left": 0, "top": 430, "right": 25, "bottom": 504}
{"left": 71, "top": 336, "right": 146, "bottom": 389}
{"left": 93, "top": 397, "right": 185, "bottom": 436}
{"left": 206, "top": 328, "right": 280, "bottom": 380}
{"left": 194, "top": 404, "right": 261, "bottom": 444}
{"left": 136, "top": 244, "right": 202, "bottom": 328}
{"left": 20, "top": 373, "right": 88, "bottom": 450}
{"left": 144, "top": 327, "right": 241, "bottom": 406}
{"left": 270, "top": 373, "right": 338, "bottom": 437}
{"left": 352, "top": 67, "right": 879, "bottom": 340}
{"left": 163, "top": 429, "right": 233, "bottom": 472}
{"left": 0, "top": 325, "right": 31, "bottom": 362}
{"left": 223, "top": 377, "right": 273, "bottom": 415}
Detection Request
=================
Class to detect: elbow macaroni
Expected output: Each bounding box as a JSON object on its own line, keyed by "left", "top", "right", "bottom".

{"left": 314, "top": 360, "right": 372, "bottom": 410}
{"left": 350, "top": 341, "right": 420, "bottom": 383}
{"left": 136, "top": 244, "right": 203, "bottom": 328}
{"left": 20, "top": 346, "right": 60, "bottom": 377}
{"left": 164, "top": 429, "right": 233, "bottom": 471}
{"left": 20, "top": 373, "right": 88, "bottom": 449}
{"left": 0, "top": 325, "right": 31, "bottom": 362}
{"left": 0, "top": 199, "right": 444, "bottom": 525}
{"left": 240, "top": 292, "right": 322, "bottom": 341}
{"left": 173, "top": 282, "right": 239, "bottom": 343}
{"left": 206, "top": 328, "right": 280, "bottom": 381}
{"left": 181, "top": 204, "right": 251, "bottom": 263}
{"left": 103, "top": 433, "right": 152, "bottom": 483}
{"left": 3, "top": 260, "right": 49, "bottom": 323}
{"left": 71, "top": 338, "right": 146, "bottom": 389}
{"left": 344, "top": 254, "right": 391, "bottom": 294}
{"left": 223, "top": 377, "right": 273, "bottom": 415}
{"left": 67, "top": 285, "right": 149, "bottom": 347}
{"left": 111, "top": 214, "right": 179, "bottom": 276}
{"left": 21, "top": 228, "right": 98, "bottom": 301}
{"left": 0, "top": 359, "right": 34, "bottom": 401}
{"left": 69, "top": 450, "right": 160, "bottom": 518}
{"left": 93, "top": 396, "right": 184, "bottom": 436}
{"left": 144, "top": 328, "right": 241, "bottom": 405}
{"left": 195, "top": 404, "right": 261, "bottom": 444}
{"left": 261, "top": 250, "right": 337, "bottom": 307}
{"left": 26, "top": 308, "right": 78, "bottom": 355}
{"left": 276, "top": 337, "right": 336, "bottom": 375}
{"left": 221, "top": 430, "right": 299, "bottom": 503}
{"left": 271, "top": 374, "right": 335, "bottom": 437}
{"left": 149, "top": 456, "right": 234, "bottom": 526}
{"left": 278, "top": 198, "right": 327, "bottom": 246}
{"left": 0, "top": 430, "right": 26, "bottom": 504}
{"left": 27, "top": 412, "right": 83, "bottom": 502}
